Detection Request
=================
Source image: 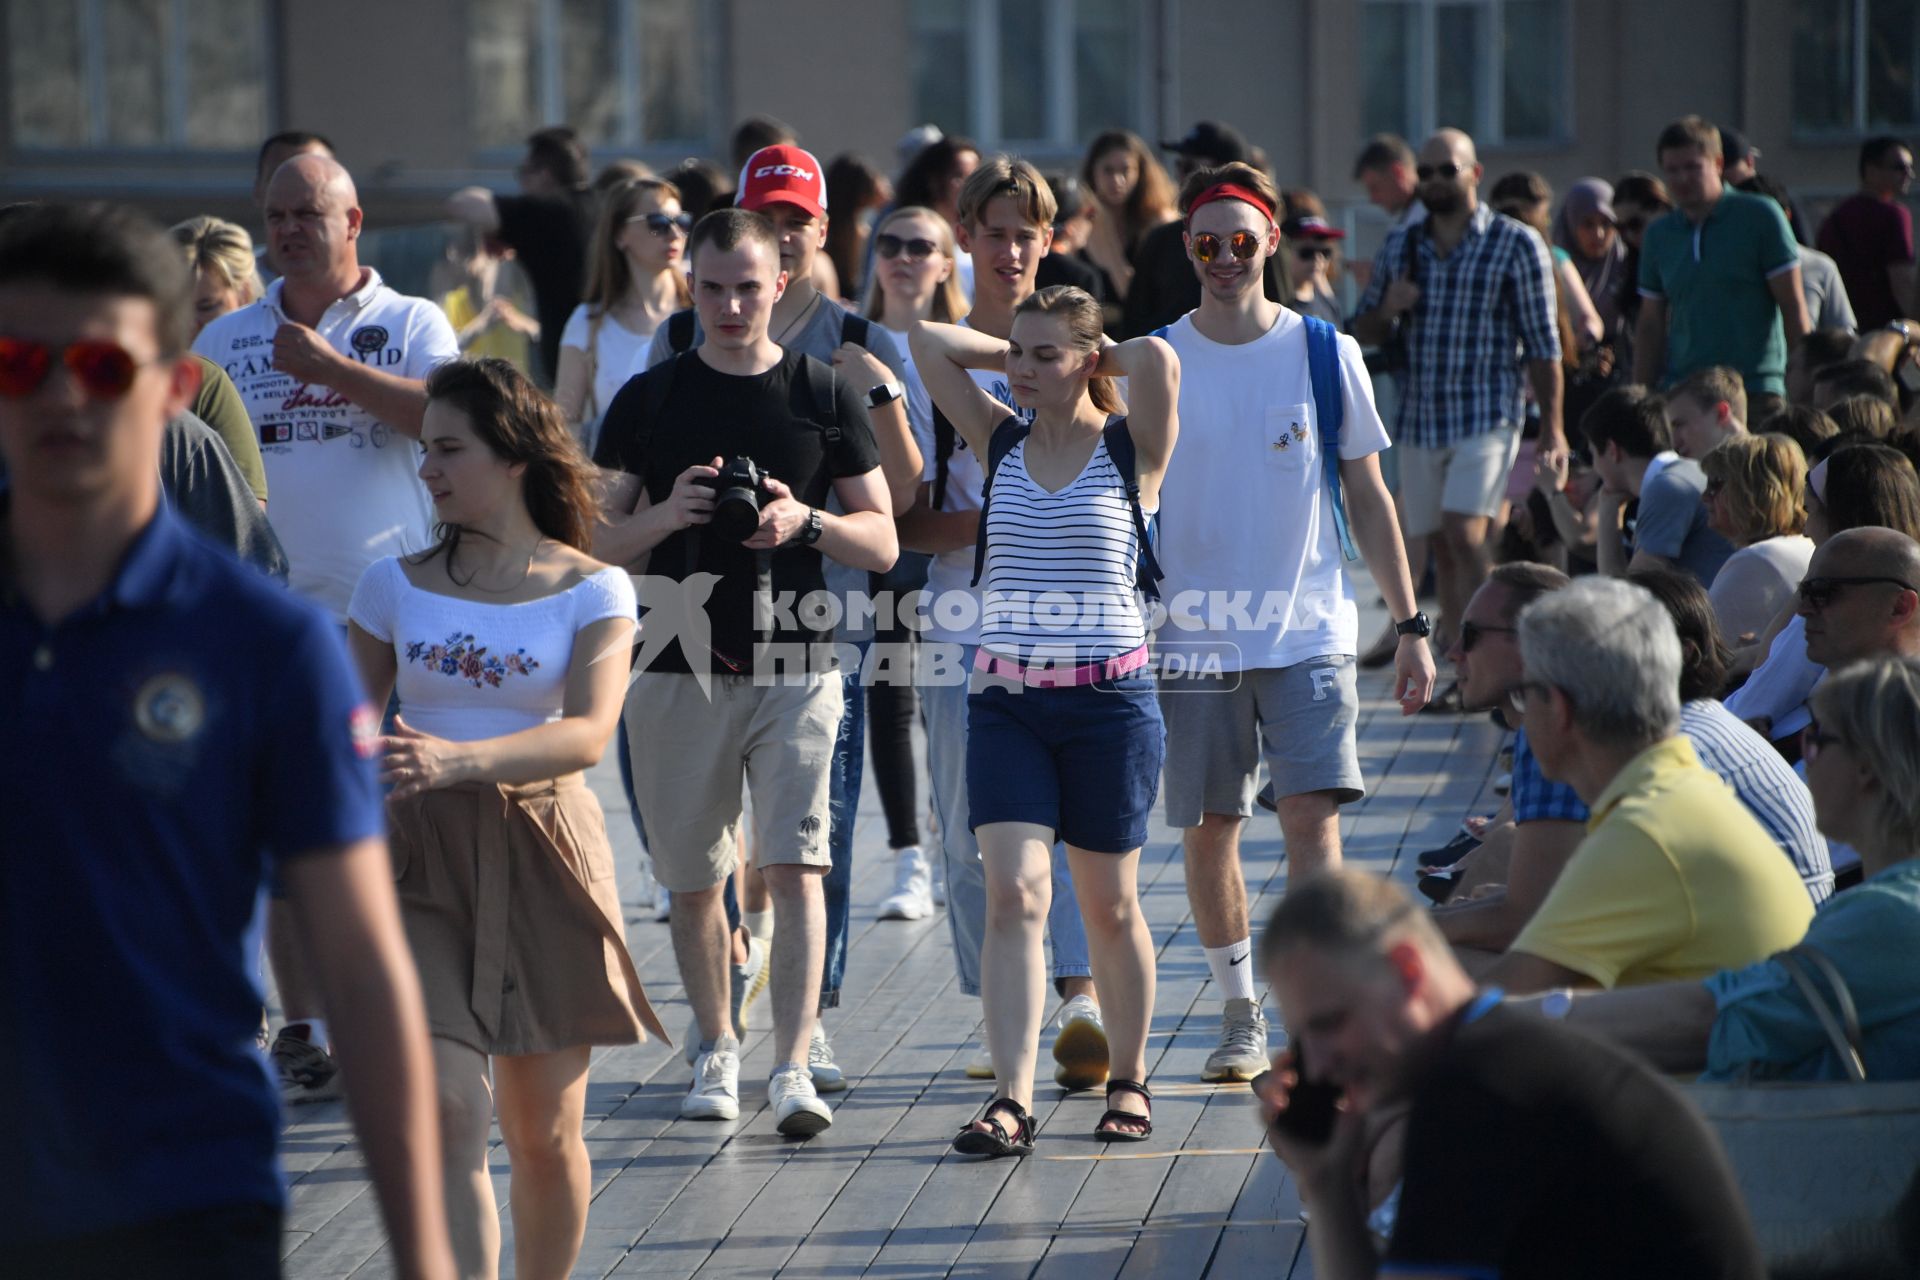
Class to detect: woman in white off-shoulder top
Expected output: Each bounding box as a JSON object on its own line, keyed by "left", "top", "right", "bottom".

{"left": 347, "top": 358, "right": 663, "bottom": 1280}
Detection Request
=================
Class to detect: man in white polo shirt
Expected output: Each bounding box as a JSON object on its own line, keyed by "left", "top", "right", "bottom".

{"left": 193, "top": 152, "right": 457, "bottom": 1103}
{"left": 1154, "top": 161, "right": 1435, "bottom": 1082}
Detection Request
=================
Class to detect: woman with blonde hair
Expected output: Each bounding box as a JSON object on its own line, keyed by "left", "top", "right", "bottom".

{"left": 347, "top": 357, "right": 664, "bottom": 1279}
{"left": 1701, "top": 433, "right": 1814, "bottom": 641}
{"left": 171, "top": 214, "right": 263, "bottom": 335}
{"left": 914, "top": 285, "right": 1179, "bottom": 1157}
{"left": 1080, "top": 130, "right": 1178, "bottom": 301}
{"left": 553, "top": 177, "right": 691, "bottom": 452}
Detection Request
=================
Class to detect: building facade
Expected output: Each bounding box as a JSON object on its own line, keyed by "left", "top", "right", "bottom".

{"left": 1, "top": 0, "right": 1912, "bottom": 289}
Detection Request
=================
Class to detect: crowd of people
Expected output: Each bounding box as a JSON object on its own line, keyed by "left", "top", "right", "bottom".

{"left": 4, "top": 101, "right": 1919, "bottom": 1280}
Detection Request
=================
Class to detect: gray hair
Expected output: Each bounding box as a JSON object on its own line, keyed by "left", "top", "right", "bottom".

{"left": 1809, "top": 655, "right": 1920, "bottom": 855}
{"left": 1519, "top": 577, "right": 1681, "bottom": 746}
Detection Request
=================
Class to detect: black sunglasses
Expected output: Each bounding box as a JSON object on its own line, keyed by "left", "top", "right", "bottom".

{"left": 1415, "top": 163, "right": 1463, "bottom": 181}
{"left": 1460, "top": 620, "right": 1516, "bottom": 653}
{"left": 1797, "top": 575, "right": 1920, "bottom": 611}
{"left": 875, "top": 233, "right": 938, "bottom": 262}
{"left": 1802, "top": 717, "right": 1843, "bottom": 761}
{"left": 628, "top": 211, "right": 693, "bottom": 237}
{"left": 1292, "top": 244, "right": 1335, "bottom": 260}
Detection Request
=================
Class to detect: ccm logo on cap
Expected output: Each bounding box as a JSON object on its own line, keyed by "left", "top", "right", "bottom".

{"left": 755, "top": 164, "right": 816, "bottom": 181}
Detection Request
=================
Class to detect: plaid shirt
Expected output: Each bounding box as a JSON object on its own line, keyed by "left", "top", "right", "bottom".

{"left": 1358, "top": 203, "right": 1561, "bottom": 448}
{"left": 1509, "top": 729, "right": 1589, "bottom": 825}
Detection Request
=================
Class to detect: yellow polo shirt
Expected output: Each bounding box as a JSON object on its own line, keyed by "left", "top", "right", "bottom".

{"left": 1511, "top": 736, "right": 1813, "bottom": 988}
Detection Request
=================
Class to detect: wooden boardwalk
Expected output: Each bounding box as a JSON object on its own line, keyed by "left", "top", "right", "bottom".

{"left": 278, "top": 612, "right": 1506, "bottom": 1279}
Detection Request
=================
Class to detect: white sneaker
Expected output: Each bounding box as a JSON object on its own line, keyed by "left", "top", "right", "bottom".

{"left": 681, "top": 1037, "right": 740, "bottom": 1121}
{"left": 769, "top": 1065, "right": 833, "bottom": 1136}
{"left": 877, "top": 846, "right": 934, "bottom": 920}
{"left": 1052, "top": 994, "right": 1110, "bottom": 1092}
{"left": 809, "top": 1022, "right": 847, "bottom": 1093}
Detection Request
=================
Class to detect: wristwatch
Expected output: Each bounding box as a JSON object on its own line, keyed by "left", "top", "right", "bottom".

{"left": 797, "top": 506, "right": 824, "bottom": 546}
{"left": 1394, "top": 611, "right": 1433, "bottom": 639}
{"left": 865, "top": 380, "right": 905, "bottom": 410}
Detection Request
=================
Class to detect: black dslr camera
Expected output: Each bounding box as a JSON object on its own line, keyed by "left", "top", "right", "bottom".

{"left": 700, "top": 457, "right": 773, "bottom": 542}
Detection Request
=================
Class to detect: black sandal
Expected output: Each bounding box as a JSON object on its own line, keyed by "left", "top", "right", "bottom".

{"left": 953, "top": 1096, "right": 1036, "bottom": 1158}
{"left": 1096, "top": 1079, "right": 1153, "bottom": 1143}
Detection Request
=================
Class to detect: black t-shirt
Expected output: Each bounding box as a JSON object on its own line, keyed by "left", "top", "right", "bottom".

{"left": 594, "top": 350, "right": 880, "bottom": 674}
{"left": 494, "top": 190, "right": 594, "bottom": 382}
{"left": 1387, "top": 1004, "right": 1765, "bottom": 1280}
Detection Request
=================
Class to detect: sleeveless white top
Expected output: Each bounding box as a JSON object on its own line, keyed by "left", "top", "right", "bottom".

{"left": 348, "top": 556, "right": 636, "bottom": 741}
{"left": 978, "top": 423, "right": 1149, "bottom": 664}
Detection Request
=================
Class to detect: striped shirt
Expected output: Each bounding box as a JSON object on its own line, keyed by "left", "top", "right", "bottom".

{"left": 979, "top": 423, "right": 1147, "bottom": 664}
{"left": 1509, "top": 704, "right": 1833, "bottom": 904}
{"left": 1356, "top": 203, "right": 1561, "bottom": 449}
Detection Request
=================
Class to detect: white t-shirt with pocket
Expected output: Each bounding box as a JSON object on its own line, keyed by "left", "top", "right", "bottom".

{"left": 1154, "top": 308, "right": 1391, "bottom": 671}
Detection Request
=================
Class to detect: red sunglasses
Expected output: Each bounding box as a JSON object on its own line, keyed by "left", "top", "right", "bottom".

{"left": 0, "top": 336, "right": 147, "bottom": 401}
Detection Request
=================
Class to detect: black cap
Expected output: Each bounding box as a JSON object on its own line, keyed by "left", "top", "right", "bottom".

{"left": 1722, "top": 126, "right": 1758, "bottom": 165}
{"left": 1161, "top": 120, "right": 1250, "bottom": 167}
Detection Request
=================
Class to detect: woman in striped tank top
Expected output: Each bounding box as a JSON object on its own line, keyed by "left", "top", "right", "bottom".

{"left": 912, "top": 285, "right": 1179, "bottom": 1157}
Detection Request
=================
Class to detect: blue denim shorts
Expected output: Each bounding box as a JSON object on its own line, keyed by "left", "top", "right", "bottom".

{"left": 966, "top": 672, "right": 1165, "bottom": 854}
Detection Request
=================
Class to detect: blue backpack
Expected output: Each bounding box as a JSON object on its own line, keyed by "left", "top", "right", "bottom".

{"left": 1152, "top": 312, "right": 1358, "bottom": 562}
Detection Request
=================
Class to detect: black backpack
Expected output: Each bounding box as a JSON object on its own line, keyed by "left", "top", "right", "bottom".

{"left": 967, "top": 415, "right": 1165, "bottom": 602}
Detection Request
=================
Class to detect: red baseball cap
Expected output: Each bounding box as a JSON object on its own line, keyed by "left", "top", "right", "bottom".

{"left": 737, "top": 145, "right": 828, "bottom": 218}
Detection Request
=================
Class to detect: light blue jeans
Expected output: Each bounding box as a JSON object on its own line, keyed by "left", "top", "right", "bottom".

{"left": 921, "top": 641, "right": 1090, "bottom": 997}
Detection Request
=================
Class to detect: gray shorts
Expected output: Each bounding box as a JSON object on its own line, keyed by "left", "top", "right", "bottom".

{"left": 1159, "top": 656, "right": 1364, "bottom": 828}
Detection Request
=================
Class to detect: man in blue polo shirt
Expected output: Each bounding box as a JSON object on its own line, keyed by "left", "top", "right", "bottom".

{"left": 0, "top": 203, "right": 453, "bottom": 1278}
{"left": 1635, "top": 115, "right": 1810, "bottom": 403}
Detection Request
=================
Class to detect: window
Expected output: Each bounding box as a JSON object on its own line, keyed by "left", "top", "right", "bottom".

{"left": 467, "top": 0, "right": 715, "bottom": 154}
{"left": 1363, "top": 0, "right": 1569, "bottom": 146}
{"left": 1793, "top": 0, "right": 1920, "bottom": 135}
{"left": 6, "top": 0, "right": 268, "bottom": 150}
{"left": 908, "top": 0, "right": 1146, "bottom": 151}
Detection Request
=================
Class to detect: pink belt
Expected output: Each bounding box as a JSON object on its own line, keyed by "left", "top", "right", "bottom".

{"left": 974, "top": 644, "right": 1150, "bottom": 689}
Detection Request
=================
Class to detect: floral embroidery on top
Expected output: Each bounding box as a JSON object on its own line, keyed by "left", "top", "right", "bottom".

{"left": 404, "top": 631, "right": 540, "bottom": 689}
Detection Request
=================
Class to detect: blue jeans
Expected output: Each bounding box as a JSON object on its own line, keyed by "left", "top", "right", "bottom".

{"left": 921, "top": 642, "right": 1090, "bottom": 997}
{"left": 821, "top": 643, "right": 867, "bottom": 1009}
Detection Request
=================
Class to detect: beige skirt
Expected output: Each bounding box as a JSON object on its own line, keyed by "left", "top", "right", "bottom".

{"left": 386, "top": 773, "right": 667, "bottom": 1057}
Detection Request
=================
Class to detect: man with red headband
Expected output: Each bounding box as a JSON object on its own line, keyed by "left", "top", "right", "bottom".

{"left": 1151, "top": 161, "right": 1435, "bottom": 1082}
{"left": 1353, "top": 128, "right": 1563, "bottom": 663}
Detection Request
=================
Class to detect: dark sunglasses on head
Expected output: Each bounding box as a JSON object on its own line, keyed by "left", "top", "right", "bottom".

{"left": 0, "top": 336, "right": 147, "bottom": 400}
{"left": 875, "top": 233, "right": 938, "bottom": 262}
{"left": 1416, "top": 163, "right": 1463, "bottom": 181}
{"left": 628, "top": 211, "right": 693, "bottom": 237}
{"left": 1459, "top": 620, "right": 1516, "bottom": 653}
{"left": 1797, "top": 575, "right": 1920, "bottom": 611}
{"left": 1191, "top": 230, "right": 1262, "bottom": 263}
{"left": 1293, "top": 244, "right": 1335, "bottom": 260}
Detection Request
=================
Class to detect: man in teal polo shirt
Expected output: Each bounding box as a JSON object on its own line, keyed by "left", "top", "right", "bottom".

{"left": 1635, "top": 115, "right": 1809, "bottom": 402}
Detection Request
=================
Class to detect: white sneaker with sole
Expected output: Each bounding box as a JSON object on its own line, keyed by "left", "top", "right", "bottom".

{"left": 808, "top": 1022, "right": 847, "bottom": 1093}
{"left": 770, "top": 1066, "right": 833, "bottom": 1136}
{"left": 877, "top": 846, "right": 934, "bottom": 920}
{"left": 1051, "top": 994, "right": 1110, "bottom": 1092}
{"left": 681, "top": 1036, "right": 741, "bottom": 1120}
{"left": 1202, "top": 996, "right": 1271, "bottom": 1083}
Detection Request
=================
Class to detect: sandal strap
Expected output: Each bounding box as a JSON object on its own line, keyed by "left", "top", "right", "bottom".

{"left": 980, "top": 1096, "right": 1033, "bottom": 1141}
{"left": 1096, "top": 1107, "right": 1153, "bottom": 1133}
{"left": 1105, "top": 1078, "right": 1153, "bottom": 1104}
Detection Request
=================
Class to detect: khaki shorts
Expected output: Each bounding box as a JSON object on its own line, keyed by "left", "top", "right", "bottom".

{"left": 1397, "top": 426, "right": 1521, "bottom": 537}
{"left": 624, "top": 671, "right": 842, "bottom": 892}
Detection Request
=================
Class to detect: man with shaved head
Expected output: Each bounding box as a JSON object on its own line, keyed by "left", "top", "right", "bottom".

{"left": 1798, "top": 526, "right": 1920, "bottom": 668}
{"left": 194, "top": 151, "right": 458, "bottom": 1103}
{"left": 1354, "top": 128, "right": 1563, "bottom": 660}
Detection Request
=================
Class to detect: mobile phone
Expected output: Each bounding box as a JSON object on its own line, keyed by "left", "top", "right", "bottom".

{"left": 1266, "top": 1039, "right": 1343, "bottom": 1147}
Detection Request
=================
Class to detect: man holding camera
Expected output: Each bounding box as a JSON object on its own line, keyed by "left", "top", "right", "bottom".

{"left": 594, "top": 209, "right": 897, "bottom": 1135}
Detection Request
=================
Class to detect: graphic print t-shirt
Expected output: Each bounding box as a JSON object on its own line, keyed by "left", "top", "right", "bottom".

{"left": 192, "top": 270, "right": 459, "bottom": 621}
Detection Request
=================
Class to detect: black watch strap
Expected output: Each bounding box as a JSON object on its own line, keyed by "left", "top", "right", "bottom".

{"left": 797, "top": 507, "right": 824, "bottom": 546}
{"left": 1394, "top": 611, "right": 1432, "bottom": 638}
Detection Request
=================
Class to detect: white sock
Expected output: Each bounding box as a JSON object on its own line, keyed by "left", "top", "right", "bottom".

{"left": 1204, "top": 940, "right": 1257, "bottom": 1003}
{"left": 744, "top": 909, "right": 774, "bottom": 944}
{"left": 285, "top": 1018, "right": 331, "bottom": 1052}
